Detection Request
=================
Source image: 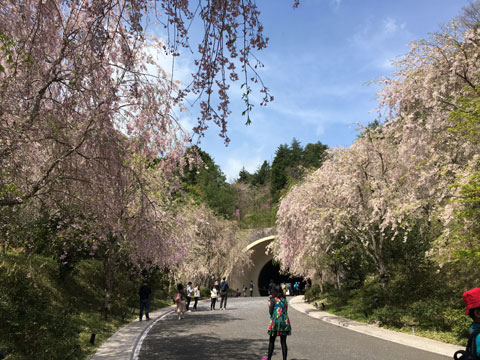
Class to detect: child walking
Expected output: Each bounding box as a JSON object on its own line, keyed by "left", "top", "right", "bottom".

{"left": 174, "top": 283, "right": 187, "bottom": 320}
{"left": 262, "top": 284, "right": 291, "bottom": 360}
{"left": 210, "top": 283, "right": 218, "bottom": 311}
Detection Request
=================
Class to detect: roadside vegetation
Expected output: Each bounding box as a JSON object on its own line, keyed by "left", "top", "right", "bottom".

{"left": 277, "top": 2, "right": 480, "bottom": 349}
{"left": 0, "top": 253, "right": 171, "bottom": 360}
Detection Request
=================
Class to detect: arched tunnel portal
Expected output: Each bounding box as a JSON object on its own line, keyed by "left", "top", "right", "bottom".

{"left": 229, "top": 235, "right": 304, "bottom": 296}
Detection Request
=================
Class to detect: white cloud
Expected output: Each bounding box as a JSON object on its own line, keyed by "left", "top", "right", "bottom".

{"left": 177, "top": 113, "right": 195, "bottom": 136}
{"left": 330, "top": 0, "right": 342, "bottom": 11}
{"left": 351, "top": 17, "right": 409, "bottom": 50}
{"left": 224, "top": 155, "right": 262, "bottom": 182}
{"left": 382, "top": 17, "right": 406, "bottom": 35}
{"left": 143, "top": 35, "right": 195, "bottom": 85}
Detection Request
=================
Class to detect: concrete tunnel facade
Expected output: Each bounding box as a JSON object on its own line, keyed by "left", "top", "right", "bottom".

{"left": 229, "top": 235, "right": 276, "bottom": 297}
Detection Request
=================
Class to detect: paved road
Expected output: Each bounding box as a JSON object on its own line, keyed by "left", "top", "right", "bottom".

{"left": 139, "top": 297, "right": 451, "bottom": 360}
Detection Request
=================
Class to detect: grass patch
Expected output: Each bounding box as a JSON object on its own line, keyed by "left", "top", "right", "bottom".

{"left": 77, "top": 298, "right": 171, "bottom": 358}
{"left": 0, "top": 253, "right": 170, "bottom": 360}
{"left": 304, "top": 283, "right": 470, "bottom": 348}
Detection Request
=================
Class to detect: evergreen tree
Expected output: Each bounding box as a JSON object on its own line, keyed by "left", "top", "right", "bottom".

{"left": 252, "top": 161, "right": 271, "bottom": 186}
{"left": 270, "top": 144, "right": 292, "bottom": 203}
{"left": 237, "top": 167, "right": 252, "bottom": 183}
{"left": 302, "top": 141, "right": 328, "bottom": 168}
{"left": 290, "top": 138, "right": 303, "bottom": 163}
{"left": 183, "top": 147, "right": 237, "bottom": 218}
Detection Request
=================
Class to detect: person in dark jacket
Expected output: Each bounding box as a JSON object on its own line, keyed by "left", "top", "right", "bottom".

{"left": 139, "top": 281, "right": 152, "bottom": 321}
{"left": 219, "top": 277, "right": 229, "bottom": 310}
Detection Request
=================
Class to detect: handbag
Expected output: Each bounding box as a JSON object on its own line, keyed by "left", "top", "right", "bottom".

{"left": 454, "top": 330, "right": 480, "bottom": 360}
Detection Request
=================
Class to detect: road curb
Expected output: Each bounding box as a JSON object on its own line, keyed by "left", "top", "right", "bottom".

{"left": 90, "top": 305, "right": 176, "bottom": 360}
{"left": 289, "top": 295, "right": 460, "bottom": 358}
{"left": 90, "top": 299, "right": 212, "bottom": 360}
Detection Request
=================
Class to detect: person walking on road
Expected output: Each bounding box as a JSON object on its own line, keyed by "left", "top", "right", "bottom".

{"left": 294, "top": 281, "right": 300, "bottom": 296}
{"left": 174, "top": 284, "right": 187, "bottom": 320}
{"left": 186, "top": 281, "right": 194, "bottom": 312}
{"left": 219, "top": 277, "right": 229, "bottom": 310}
{"left": 192, "top": 283, "right": 200, "bottom": 311}
{"left": 139, "top": 281, "right": 152, "bottom": 321}
{"left": 262, "top": 284, "right": 291, "bottom": 360}
{"left": 249, "top": 280, "right": 254, "bottom": 297}
{"left": 268, "top": 279, "right": 274, "bottom": 296}
{"left": 210, "top": 282, "right": 218, "bottom": 310}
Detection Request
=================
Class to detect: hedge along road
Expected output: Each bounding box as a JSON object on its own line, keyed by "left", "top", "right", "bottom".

{"left": 137, "top": 297, "right": 451, "bottom": 360}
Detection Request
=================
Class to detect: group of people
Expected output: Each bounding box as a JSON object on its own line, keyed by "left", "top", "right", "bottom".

{"left": 139, "top": 281, "right": 480, "bottom": 360}
{"left": 172, "top": 282, "right": 201, "bottom": 320}
{"left": 208, "top": 277, "right": 230, "bottom": 310}
{"left": 234, "top": 280, "right": 255, "bottom": 298}
{"left": 138, "top": 278, "right": 292, "bottom": 360}
{"left": 138, "top": 280, "right": 201, "bottom": 321}
{"left": 139, "top": 278, "right": 258, "bottom": 321}
{"left": 174, "top": 278, "right": 292, "bottom": 360}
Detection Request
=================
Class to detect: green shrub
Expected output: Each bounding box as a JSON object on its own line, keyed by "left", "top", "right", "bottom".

{"left": 240, "top": 211, "right": 276, "bottom": 229}
{"left": 304, "top": 284, "right": 322, "bottom": 301}
{"left": 0, "top": 256, "right": 83, "bottom": 360}
{"left": 409, "top": 299, "right": 448, "bottom": 329}
{"left": 443, "top": 307, "right": 472, "bottom": 341}
{"left": 200, "top": 286, "right": 210, "bottom": 298}
{"left": 372, "top": 306, "right": 407, "bottom": 328}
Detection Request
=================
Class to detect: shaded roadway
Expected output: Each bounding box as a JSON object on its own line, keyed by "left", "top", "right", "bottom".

{"left": 138, "top": 297, "right": 452, "bottom": 360}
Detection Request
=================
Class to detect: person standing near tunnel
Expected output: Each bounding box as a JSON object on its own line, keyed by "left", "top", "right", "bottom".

{"left": 261, "top": 284, "right": 291, "bottom": 360}
{"left": 210, "top": 281, "right": 218, "bottom": 310}
{"left": 268, "top": 279, "right": 274, "bottom": 296}
{"left": 139, "top": 281, "right": 151, "bottom": 321}
{"left": 219, "top": 277, "right": 229, "bottom": 309}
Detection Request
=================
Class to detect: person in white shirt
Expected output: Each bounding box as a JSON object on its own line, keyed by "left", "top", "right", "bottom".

{"left": 210, "top": 282, "right": 218, "bottom": 310}
{"left": 193, "top": 284, "right": 201, "bottom": 311}
{"left": 186, "top": 282, "right": 194, "bottom": 311}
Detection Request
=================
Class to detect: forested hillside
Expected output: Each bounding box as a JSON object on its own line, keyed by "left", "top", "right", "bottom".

{"left": 234, "top": 138, "right": 328, "bottom": 227}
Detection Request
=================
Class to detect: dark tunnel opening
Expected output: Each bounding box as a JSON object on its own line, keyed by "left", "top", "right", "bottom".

{"left": 257, "top": 260, "right": 305, "bottom": 296}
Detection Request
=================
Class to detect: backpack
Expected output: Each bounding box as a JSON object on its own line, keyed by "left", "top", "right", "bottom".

{"left": 220, "top": 281, "right": 229, "bottom": 294}
{"left": 174, "top": 292, "right": 181, "bottom": 302}
{"left": 454, "top": 330, "right": 480, "bottom": 360}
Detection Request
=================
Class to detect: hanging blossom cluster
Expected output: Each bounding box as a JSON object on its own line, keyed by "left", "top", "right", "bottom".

{"left": 274, "top": 17, "right": 480, "bottom": 284}
{"left": 0, "top": 0, "right": 278, "bottom": 269}
{"left": 174, "top": 202, "right": 252, "bottom": 285}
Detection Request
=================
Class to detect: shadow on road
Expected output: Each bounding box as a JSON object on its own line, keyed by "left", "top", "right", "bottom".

{"left": 140, "top": 310, "right": 268, "bottom": 360}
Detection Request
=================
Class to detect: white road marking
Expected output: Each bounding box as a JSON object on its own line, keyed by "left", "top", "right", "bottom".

{"left": 132, "top": 310, "right": 174, "bottom": 360}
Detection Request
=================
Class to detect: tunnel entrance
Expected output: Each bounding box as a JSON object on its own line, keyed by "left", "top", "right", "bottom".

{"left": 257, "top": 260, "right": 305, "bottom": 296}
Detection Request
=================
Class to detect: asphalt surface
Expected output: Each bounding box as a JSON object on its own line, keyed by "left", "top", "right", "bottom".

{"left": 138, "top": 297, "right": 451, "bottom": 360}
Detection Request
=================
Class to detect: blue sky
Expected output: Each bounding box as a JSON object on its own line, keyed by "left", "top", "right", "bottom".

{"left": 172, "top": 0, "right": 470, "bottom": 181}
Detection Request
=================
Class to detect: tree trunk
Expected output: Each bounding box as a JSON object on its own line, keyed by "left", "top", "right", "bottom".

{"left": 335, "top": 265, "right": 341, "bottom": 290}
{"left": 373, "top": 242, "right": 390, "bottom": 304}
{"left": 319, "top": 269, "right": 324, "bottom": 293}
{"left": 367, "top": 232, "right": 389, "bottom": 289}
{"left": 377, "top": 260, "right": 389, "bottom": 290}
{"left": 103, "top": 247, "right": 115, "bottom": 321}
